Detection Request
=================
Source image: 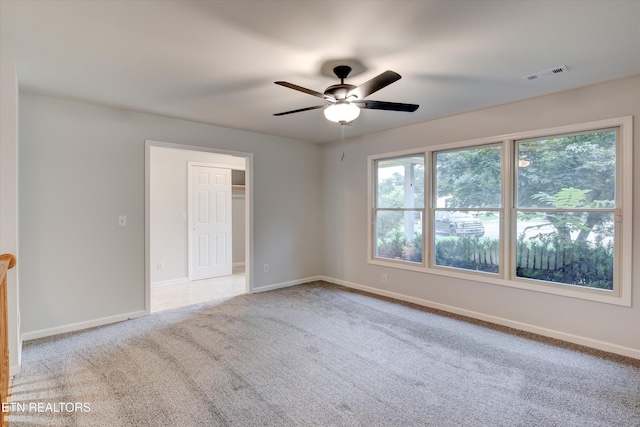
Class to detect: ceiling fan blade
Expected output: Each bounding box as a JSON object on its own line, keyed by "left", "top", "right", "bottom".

{"left": 274, "top": 81, "right": 331, "bottom": 99}
{"left": 273, "top": 105, "right": 324, "bottom": 116}
{"left": 354, "top": 100, "right": 419, "bottom": 112}
{"left": 348, "top": 70, "right": 401, "bottom": 100}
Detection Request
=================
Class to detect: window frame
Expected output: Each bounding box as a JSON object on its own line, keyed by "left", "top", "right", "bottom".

{"left": 367, "top": 116, "right": 633, "bottom": 306}
{"left": 371, "top": 151, "right": 426, "bottom": 267}
{"left": 369, "top": 148, "right": 427, "bottom": 271}
{"left": 430, "top": 143, "right": 503, "bottom": 276}
{"left": 511, "top": 128, "right": 619, "bottom": 295}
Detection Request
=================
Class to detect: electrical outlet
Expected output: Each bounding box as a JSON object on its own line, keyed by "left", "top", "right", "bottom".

{"left": 381, "top": 274, "right": 387, "bottom": 283}
{"left": 118, "top": 215, "right": 127, "bottom": 226}
{"left": 264, "top": 264, "right": 269, "bottom": 273}
{"left": 157, "top": 261, "right": 164, "bottom": 270}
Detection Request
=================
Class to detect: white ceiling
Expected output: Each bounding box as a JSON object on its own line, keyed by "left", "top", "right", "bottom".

{"left": 2, "top": 0, "right": 639, "bottom": 144}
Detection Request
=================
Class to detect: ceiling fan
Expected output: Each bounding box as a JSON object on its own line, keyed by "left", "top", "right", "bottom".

{"left": 273, "top": 65, "right": 419, "bottom": 125}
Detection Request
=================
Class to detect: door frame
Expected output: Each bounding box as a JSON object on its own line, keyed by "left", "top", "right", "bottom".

{"left": 144, "top": 140, "right": 253, "bottom": 314}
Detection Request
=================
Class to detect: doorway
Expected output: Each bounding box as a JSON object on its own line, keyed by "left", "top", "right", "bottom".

{"left": 145, "top": 141, "right": 252, "bottom": 313}
{"left": 150, "top": 267, "right": 245, "bottom": 312}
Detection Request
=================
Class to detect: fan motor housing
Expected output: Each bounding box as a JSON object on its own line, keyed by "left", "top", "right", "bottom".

{"left": 324, "top": 84, "right": 356, "bottom": 100}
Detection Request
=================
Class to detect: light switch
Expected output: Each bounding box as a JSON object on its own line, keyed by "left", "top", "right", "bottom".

{"left": 118, "top": 215, "right": 127, "bottom": 226}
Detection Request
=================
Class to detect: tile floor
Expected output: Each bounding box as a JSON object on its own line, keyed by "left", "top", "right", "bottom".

{"left": 150, "top": 266, "right": 246, "bottom": 313}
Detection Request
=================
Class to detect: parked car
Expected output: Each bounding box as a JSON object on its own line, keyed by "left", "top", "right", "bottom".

{"left": 435, "top": 211, "right": 484, "bottom": 236}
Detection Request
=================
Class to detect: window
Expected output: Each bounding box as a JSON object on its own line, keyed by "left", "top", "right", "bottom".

{"left": 515, "top": 129, "right": 617, "bottom": 291}
{"left": 369, "top": 117, "right": 632, "bottom": 305}
{"left": 433, "top": 145, "right": 502, "bottom": 273}
{"left": 373, "top": 155, "right": 425, "bottom": 264}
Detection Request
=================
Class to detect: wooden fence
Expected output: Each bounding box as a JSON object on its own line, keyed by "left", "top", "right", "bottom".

{"left": 434, "top": 238, "right": 612, "bottom": 288}
{"left": 515, "top": 241, "right": 613, "bottom": 289}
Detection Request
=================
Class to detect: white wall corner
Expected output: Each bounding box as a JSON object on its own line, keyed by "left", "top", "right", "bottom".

{"left": 252, "top": 276, "right": 324, "bottom": 294}
{"left": 0, "top": 62, "right": 21, "bottom": 373}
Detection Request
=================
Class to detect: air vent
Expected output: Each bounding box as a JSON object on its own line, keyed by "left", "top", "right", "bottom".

{"left": 523, "top": 65, "right": 569, "bottom": 81}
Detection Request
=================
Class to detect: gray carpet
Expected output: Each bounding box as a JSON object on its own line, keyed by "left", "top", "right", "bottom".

{"left": 8, "top": 281, "right": 640, "bottom": 426}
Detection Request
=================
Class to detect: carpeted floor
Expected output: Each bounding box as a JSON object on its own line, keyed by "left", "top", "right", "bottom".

{"left": 8, "top": 281, "right": 640, "bottom": 426}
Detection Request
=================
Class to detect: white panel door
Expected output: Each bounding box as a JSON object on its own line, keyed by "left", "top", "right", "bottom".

{"left": 190, "top": 165, "right": 232, "bottom": 280}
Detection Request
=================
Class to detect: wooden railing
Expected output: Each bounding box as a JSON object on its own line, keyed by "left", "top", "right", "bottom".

{"left": 0, "top": 254, "right": 16, "bottom": 427}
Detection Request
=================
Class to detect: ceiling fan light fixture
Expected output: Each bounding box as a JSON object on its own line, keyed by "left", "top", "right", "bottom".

{"left": 324, "top": 101, "right": 360, "bottom": 124}
{"left": 274, "top": 66, "right": 418, "bottom": 121}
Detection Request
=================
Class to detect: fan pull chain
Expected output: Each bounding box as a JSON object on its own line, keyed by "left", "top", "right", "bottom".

{"left": 341, "top": 125, "right": 345, "bottom": 162}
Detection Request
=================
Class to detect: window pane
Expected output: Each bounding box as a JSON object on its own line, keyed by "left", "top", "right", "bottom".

{"left": 516, "top": 211, "right": 614, "bottom": 290}
{"left": 435, "top": 146, "right": 501, "bottom": 208}
{"left": 517, "top": 130, "right": 616, "bottom": 208}
{"left": 433, "top": 210, "right": 499, "bottom": 274}
{"left": 376, "top": 156, "right": 424, "bottom": 208}
{"left": 375, "top": 210, "right": 423, "bottom": 263}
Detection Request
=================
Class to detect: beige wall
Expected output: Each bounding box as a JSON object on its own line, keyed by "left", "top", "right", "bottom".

{"left": 19, "top": 93, "right": 322, "bottom": 338}
{"left": 321, "top": 75, "right": 640, "bottom": 356}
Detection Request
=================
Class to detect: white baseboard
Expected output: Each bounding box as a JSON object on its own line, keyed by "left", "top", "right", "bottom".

{"left": 22, "top": 310, "right": 148, "bottom": 342}
{"left": 252, "top": 275, "right": 323, "bottom": 294}
{"left": 151, "top": 277, "right": 188, "bottom": 288}
{"left": 233, "top": 262, "right": 246, "bottom": 268}
{"left": 320, "top": 276, "right": 640, "bottom": 360}
{"left": 21, "top": 275, "right": 319, "bottom": 342}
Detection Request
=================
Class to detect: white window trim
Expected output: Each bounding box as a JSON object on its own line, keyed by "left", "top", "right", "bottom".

{"left": 368, "top": 116, "right": 633, "bottom": 306}
{"left": 369, "top": 148, "right": 427, "bottom": 268}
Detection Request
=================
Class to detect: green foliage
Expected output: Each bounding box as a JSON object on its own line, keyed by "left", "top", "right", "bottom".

{"left": 377, "top": 232, "right": 422, "bottom": 263}
{"left": 528, "top": 187, "right": 614, "bottom": 242}
{"left": 518, "top": 131, "right": 616, "bottom": 209}
{"left": 436, "top": 147, "right": 501, "bottom": 208}
{"left": 376, "top": 231, "right": 407, "bottom": 260}
{"left": 377, "top": 172, "right": 406, "bottom": 209}
{"left": 516, "top": 234, "right": 613, "bottom": 290}
{"left": 532, "top": 187, "right": 591, "bottom": 208}
{"left": 435, "top": 131, "right": 615, "bottom": 209}
{"left": 377, "top": 162, "right": 424, "bottom": 209}
{"left": 404, "top": 233, "right": 423, "bottom": 263}
{"left": 375, "top": 210, "right": 401, "bottom": 244}
{"left": 434, "top": 237, "right": 500, "bottom": 273}
{"left": 378, "top": 231, "right": 613, "bottom": 290}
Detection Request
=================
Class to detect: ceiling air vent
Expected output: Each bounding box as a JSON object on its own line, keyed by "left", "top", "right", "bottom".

{"left": 523, "top": 65, "right": 569, "bottom": 81}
